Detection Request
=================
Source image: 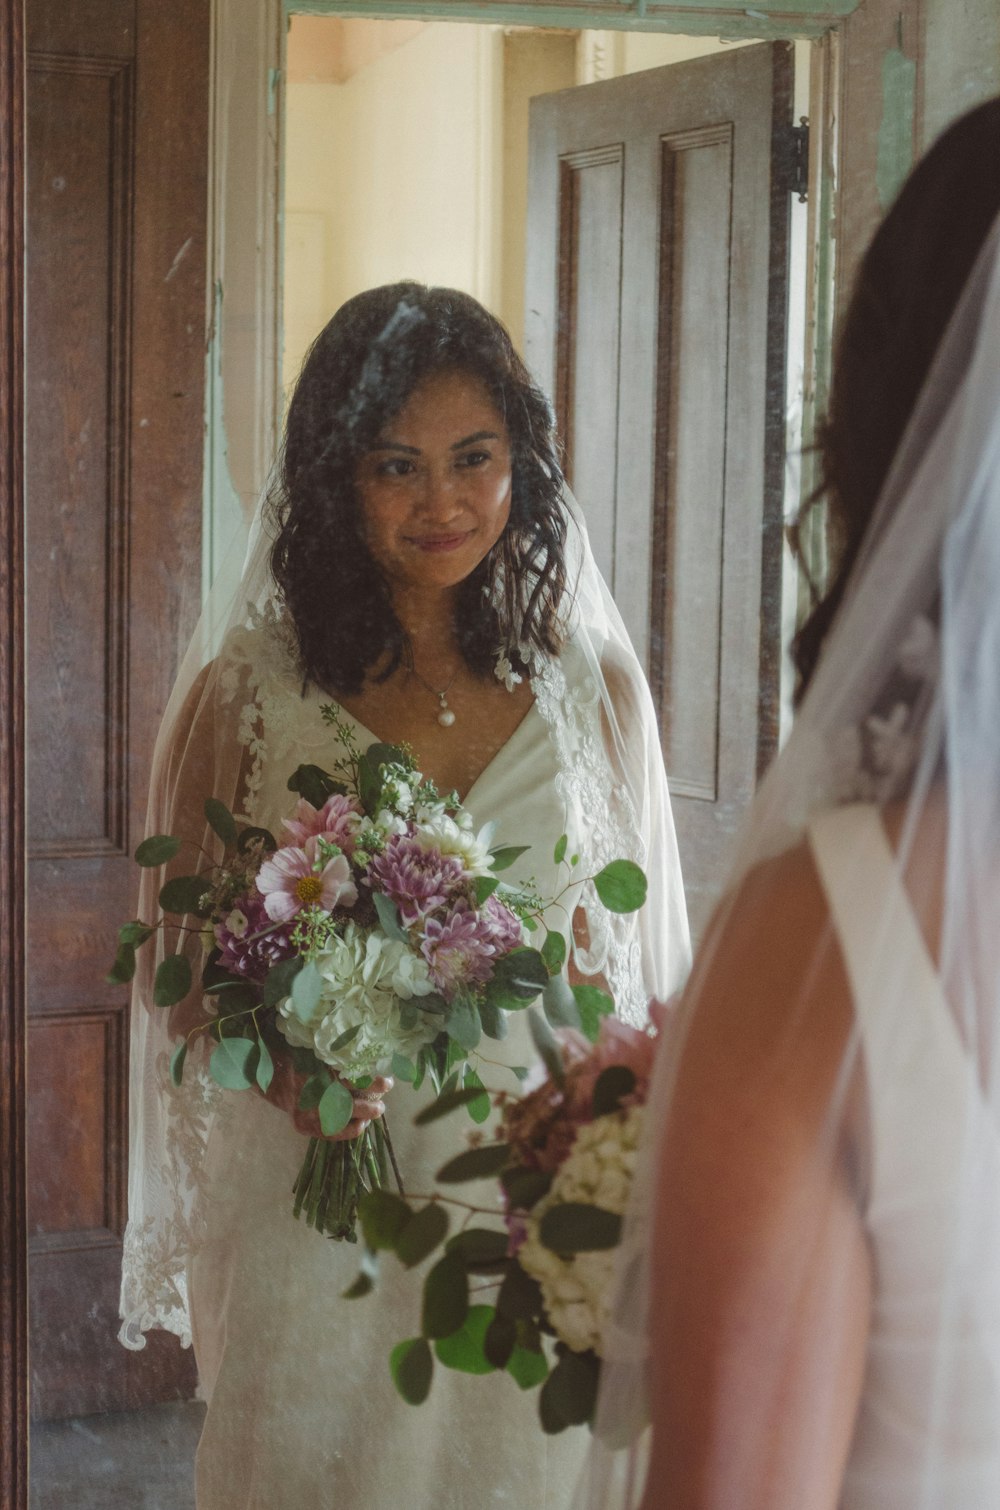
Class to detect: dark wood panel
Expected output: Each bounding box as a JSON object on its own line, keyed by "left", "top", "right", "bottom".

{"left": 0, "top": 0, "right": 28, "bottom": 1494}
{"left": 26, "top": 57, "right": 130, "bottom": 858}
{"left": 25, "top": 0, "right": 134, "bottom": 59}
{"left": 27, "top": 858, "right": 131, "bottom": 1013}
{"left": 651, "top": 126, "right": 734, "bottom": 803}
{"left": 27, "top": 1009, "right": 126, "bottom": 1237}
{"left": 556, "top": 146, "right": 624, "bottom": 584}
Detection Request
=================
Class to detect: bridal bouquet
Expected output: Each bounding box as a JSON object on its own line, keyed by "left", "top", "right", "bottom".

{"left": 110, "top": 702, "right": 647, "bottom": 1245}
{"left": 347, "top": 1002, "right": 660, "bottom": 1433}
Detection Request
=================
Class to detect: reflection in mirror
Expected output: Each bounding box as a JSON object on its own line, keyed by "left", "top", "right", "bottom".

{"left": 26, "top": 0, "right": 999, "bottom": 1502}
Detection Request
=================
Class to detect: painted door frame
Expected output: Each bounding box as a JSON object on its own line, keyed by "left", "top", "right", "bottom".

{"left": 0, "top": 0, "right": 926, "bottom": 1501}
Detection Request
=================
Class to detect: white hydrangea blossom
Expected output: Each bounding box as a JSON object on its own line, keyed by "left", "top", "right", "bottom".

{"left": 519, "top": 1105, "right": 645, "bottom": 1357}
{"left": 276, "top": 923, "right": 438, "bottom": 1078}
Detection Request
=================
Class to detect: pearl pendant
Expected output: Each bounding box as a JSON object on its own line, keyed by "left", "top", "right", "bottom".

{"left": 438, "top": 706, "right": 456, "bottom": 728}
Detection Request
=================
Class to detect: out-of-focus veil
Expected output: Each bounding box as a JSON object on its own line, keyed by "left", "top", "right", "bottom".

{"left": 581, "top": 186, "right": 1000, "bottom": 1506}
{"left": 117, "top": 314, "right": 691, "bottom": 1348}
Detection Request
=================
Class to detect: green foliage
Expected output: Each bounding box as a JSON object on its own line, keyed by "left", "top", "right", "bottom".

{"left": 254, "top": 1035, "right": 274, "bottom": 1094}
{"left": 477, "top": 996, "right": 508, "bottom": 1041}
{"left": 297, "top": 1074, "right": 330, "bottom": 1112}
{"left": 326, "top": 1023, "right": 361, "bottom": 1055}
{"left": 539, "top": 1349, "right": 600, "bottom": 1432}
{"left": 390, "top": 1338, "right": 434, "bottom": 1405}
{"left": 487, "top": 947, "right": 548, "bottom": 1011}
{"left": 528, "top": 1008, "right": 565, "bottom": 1086}
{"left": 135, "top": 834, "right": 180, "bottom": 867}
{"left": 592, "top": 1065, "right": 637, "bottom": 1118}
{"left": 497, "top": 1264, "right": 544, "bottom": 1323}
{"left": 204, "top": 797, "right": 238, "bottom": 846}
{"left": 473, "top": 875, "right": 501, "bottom": 906}
{"left": 396, "top": 1203, "right": 449, "bottom": 1268}
{"left": 593, "top": 859, "right": 647, "bottom": 914}
{"left": 538, "top": 1202, "right": 623, "bottom": 1254}
{"left": 373, "top": 891, "right": 406, "bottom": 942}
{"left": 390, "top": 1051, "right": 416, "bottom": 1083}
{"left": 118, "top": 921, "right": 156, "bottom": 948}
{"left": 553, "top": 834, "right": 568, "bottom": 866}
{"left": 237, "top": 825, "right": 277, "bottom": 855}
{"left": 446, "top": 1227, "right": 509, "bottom": 1272}
{"left": 318, "top": 1078, "right": 354, "bottom": 1136}
{"left": 445, "top": 996, "right": 481, "bottom": 1052}
{"left": 360, "top": 1189, "right": 413, "bottom": 1251}
{"left": 415, "top": 1085, "right": 491, "bottom": 1126}
{"left": 483, "top": 1311, "right": 517, "bottom": 1370}
{"left": 261, "top": 955, "right": 304, "bottom": 1007}
{"left": 422, "top": 1252, "right": 469, "bottom": 1339}
{"left": 500, "top": 1167, "right": 553, "bottom": 1212}
{"left": 542, "top": 975, "right": 581, "bottom": 1031}
{"left": 508, "top": 1334, "right": 549, "bottom": 1391}
{"left": 436, "top": 1142, "right": 511, "bottom": 1184}
{"left": 573, "top": 984, "right": 615, "bottom": 1044}
{"left": 153, "top": 953, "right": 192, "bottom": 1008}
{"left": 288, "top": 960, "right": 323, "bottom": 1020}
{"left": 358, "top": 742, "right": 408, "bottom": 815}
{"left": 433, "top": 1305, "right": 497, "bottom": 1374}
{"left": 489, "top": 844, "right": 530, "bottom": 873}
{"left": 169, "top": 1040, "right": 188, "bottom": 1087}
{"left": 107, "top": 943, "right": 137, "bottom": 985}
{"left": 341, "top": 1245, "right": 379, "bottom": 1299}
{"left": 286, "top": 763, "right": 344, "bottom": 809}
{"left": 461, "top": 1065, "right": 491, "bottom": 1125}
{"left": 540, "top": 930, "right": 566, "bottom": 975}
{"left": 210, "top": 1036, "right": 258, "bottom": 1090}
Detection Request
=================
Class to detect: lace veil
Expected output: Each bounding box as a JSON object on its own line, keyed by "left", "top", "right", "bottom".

{"left": 118, "top": 321, "right": 691, "bottom": 1348}
{"left": 581, "top": 150, "right": 1000, "bottom": 1506}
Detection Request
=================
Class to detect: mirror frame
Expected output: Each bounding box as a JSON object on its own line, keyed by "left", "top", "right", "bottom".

{"left": 1, "top": 0, "right": 916, "bottom": 1501}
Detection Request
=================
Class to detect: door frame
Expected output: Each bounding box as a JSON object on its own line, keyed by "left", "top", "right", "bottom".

{"left": 0, "top": 0, "right": 922, "bottom": 1499}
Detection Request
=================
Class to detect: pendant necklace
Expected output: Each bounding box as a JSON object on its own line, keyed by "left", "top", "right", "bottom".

{"left": 409, "top": 663, "right": 459, "bottom": 727}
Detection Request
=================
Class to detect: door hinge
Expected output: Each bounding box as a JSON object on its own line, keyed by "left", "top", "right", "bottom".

{"left": 782, "top": 117, "right": 810, "bottom": 204}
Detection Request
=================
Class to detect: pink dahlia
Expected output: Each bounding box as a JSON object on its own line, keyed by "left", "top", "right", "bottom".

{"left": 255, "top": 836, "right": 358, "bottom": 923}
{"left": 282, "top": 793, "right": 364, "bottom": 856}
{"left": 214, "top": 893, "right": 295, "bottom": 983}
{"left": 482, "top": 894, "right": 523, "bottom": 955}
{"left": 368, "top": 834, "right": 467, "bottom": 927}
{"left": 420, "top": 901, "right": 506, "bottom": 998}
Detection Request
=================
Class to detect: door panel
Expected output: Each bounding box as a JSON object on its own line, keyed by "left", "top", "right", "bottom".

{"left": 527, "top": 44, "right": 793, "bottom": 933}
{"left": 25, "top": 0, "right": 208, "bottom": 1419}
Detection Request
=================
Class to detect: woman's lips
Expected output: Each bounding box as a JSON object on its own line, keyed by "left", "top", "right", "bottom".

{"left": 407, "top": 531, "right": 474, "bottom": 553}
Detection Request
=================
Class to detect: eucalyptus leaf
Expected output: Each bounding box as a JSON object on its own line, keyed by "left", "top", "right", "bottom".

{"left": 573, "top": 984, "right": 615, "bottom": 1043}
{"left": 538, "top": 1202, "right": 623, "bottom": 1254}
{"left": 489, "top": 844, "right": 530, "bottom": 873}
{"left": 540, "top": 929, "right": 566, "bottom": 976}
{"left": 539, "top": 1348, "right": 600, "bottom": 1431}
{"left": 390, "top": 1337, "right": 434, "bottom": 1406}
{"left": 542, "top": 975, "right": 581, "bottom": 1030}
{"left": 359, "top": 1189, "right": 413, "bottom": 1252}
{"left": 497, "top": 1264, "right": 544, "bottom": 1323}
{"left": 553, "top": 833, "right": 568, "bottom": 866}
{"left": 592, "top": 1064, "right": 637, "bottom": 1118}
{"left": 528, "top": 1007, "right": 565, "bottom": 1086}
{"left": 287, "top": 763, "right": 340, "bottom": 808}
{"left": 254, "top": 1035, "right": 274, "bottom": 1094}
{"left": 107, "top": 943, "right": 136, "bottom": 985}
{"left": 593, "top": 859, "right": 648, "bottom": 914}
{"left": 118, "top": 920, "right": 156, "bottom": 948}
{"left": 433, "top": 1304, "right": 497, "bottom": 1374}
{"left": 327, "top": 1023, "right": 362, "bottom": 1055}
{"left": 342, "top": 1245, "right": 379, "bottom": 1299}
{"left": 289, "top": 960, "right": 323, "bottom": 1021}
{"left": 436, "top": 1142, "right": 511, "bottom": 1184}
{"left": 473, "top": 875, "right": 501, "bottom": 907}
{"left": 462, "top": 1066, "right": 491, "bottom": 1125}
{"left": 298, "top": 1073, "right": 331, "bottom": 1112}
{"left": 477, "top": 996, "right": 508, "bottom": 1041}
{"left": 169, "top": 1039, "right": 188, "bottom": 1088}
{"left": 446, "top": 996, "right": 481, "bottom": 1051}
{"left": 414, "top": 1086, "right": 492, "bottom": 1126}
{"left": 395, "top": 1202, "right": 449, "bottom": 1268}
{"left": 210, "top": 982, "right": 257, "bottom": 1014}
{"left": 422, "top": 1252, "right": 469, "bottom": 1340}
{"left": 210, "top": 1036, "right": 258, "bottom": 1091}
{"left": 261, "top": 955, "right": 304, "bottom": 1008}
{"left": 153, "top": 953, "right": 192, "bottom": 1008}
{"left": 135, "top": 834, "right": 181, "bottom": 867}
{"left": 445, "top": 1228, "right": 509, "bottom": 1268}
{"left": 484, "top": 1311, "right": 517, "bottom": 1370}
{"left": 508, "top": 1338, "right": 549, "bottom": 1390}
{"left": 318, "top": 1078, "right": 354, "bottom": 1137}
{"left": 390, "top": 1051, "right": 416, "bottom": 1083}
{"left": 500, "top": 1166, "right": 553, "bottom": 1211}
{"left": 204, "top": 797, "right": 238, "bottom": 846}
{"left": 373, "top": 891, "right": 407, "bottom": 943}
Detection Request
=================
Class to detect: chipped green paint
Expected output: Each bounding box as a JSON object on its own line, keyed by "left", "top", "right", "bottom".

{"left": 876, "top": 47, "right": 917, "bottom": 209}
{"left": 287, "top": 1, "right": 856, "bottom": 41}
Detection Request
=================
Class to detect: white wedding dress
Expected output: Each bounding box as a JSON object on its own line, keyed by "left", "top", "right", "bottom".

{"left": 189, "top": 673, "right": 594, "bottom": 1507}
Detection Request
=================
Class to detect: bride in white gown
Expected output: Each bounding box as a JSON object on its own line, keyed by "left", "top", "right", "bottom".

{"left": 583, "top": 97, "right": 1000, "bottom": 1510}
{"left": 118, "top": 285, "right": 690, "bottom": 1507}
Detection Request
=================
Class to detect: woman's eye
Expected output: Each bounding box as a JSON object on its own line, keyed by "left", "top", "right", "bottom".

{"left": 456, "top": 450, "right": 490, "bottom": 469}
{"left": 376, "top": 457, "right": 415, "bottom": 478}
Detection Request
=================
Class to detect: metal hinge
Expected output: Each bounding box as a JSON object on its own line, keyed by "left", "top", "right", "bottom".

{"left": 782, "top": 117, "right": 810, "bottom": 204}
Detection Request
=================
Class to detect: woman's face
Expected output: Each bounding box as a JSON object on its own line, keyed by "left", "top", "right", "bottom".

{"left": 355, "top": 367, "right": 513, "bottom": 596}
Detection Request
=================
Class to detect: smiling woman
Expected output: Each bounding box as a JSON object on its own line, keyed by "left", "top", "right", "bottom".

{"left": 119, "top": 282, "right": 690, "bottom": 1508}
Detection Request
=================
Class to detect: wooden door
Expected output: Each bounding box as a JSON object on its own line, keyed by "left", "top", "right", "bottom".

{"left": 25, "top": 0, "right": 208, "bottom": 1419}
{"left": 526, "top": 44, "right": 795, "bottom": 934}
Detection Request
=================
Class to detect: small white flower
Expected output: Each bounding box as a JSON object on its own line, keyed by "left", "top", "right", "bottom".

{"left": 224, "top": 908, "right": 249, "bottom": 940}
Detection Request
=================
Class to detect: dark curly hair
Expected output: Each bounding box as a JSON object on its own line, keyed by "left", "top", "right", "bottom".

{"left": 267, "top": 283, "right": 568, "bottom": 696}
{"left": 792, "top": 97, "right": 1000, "bottom": 701}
